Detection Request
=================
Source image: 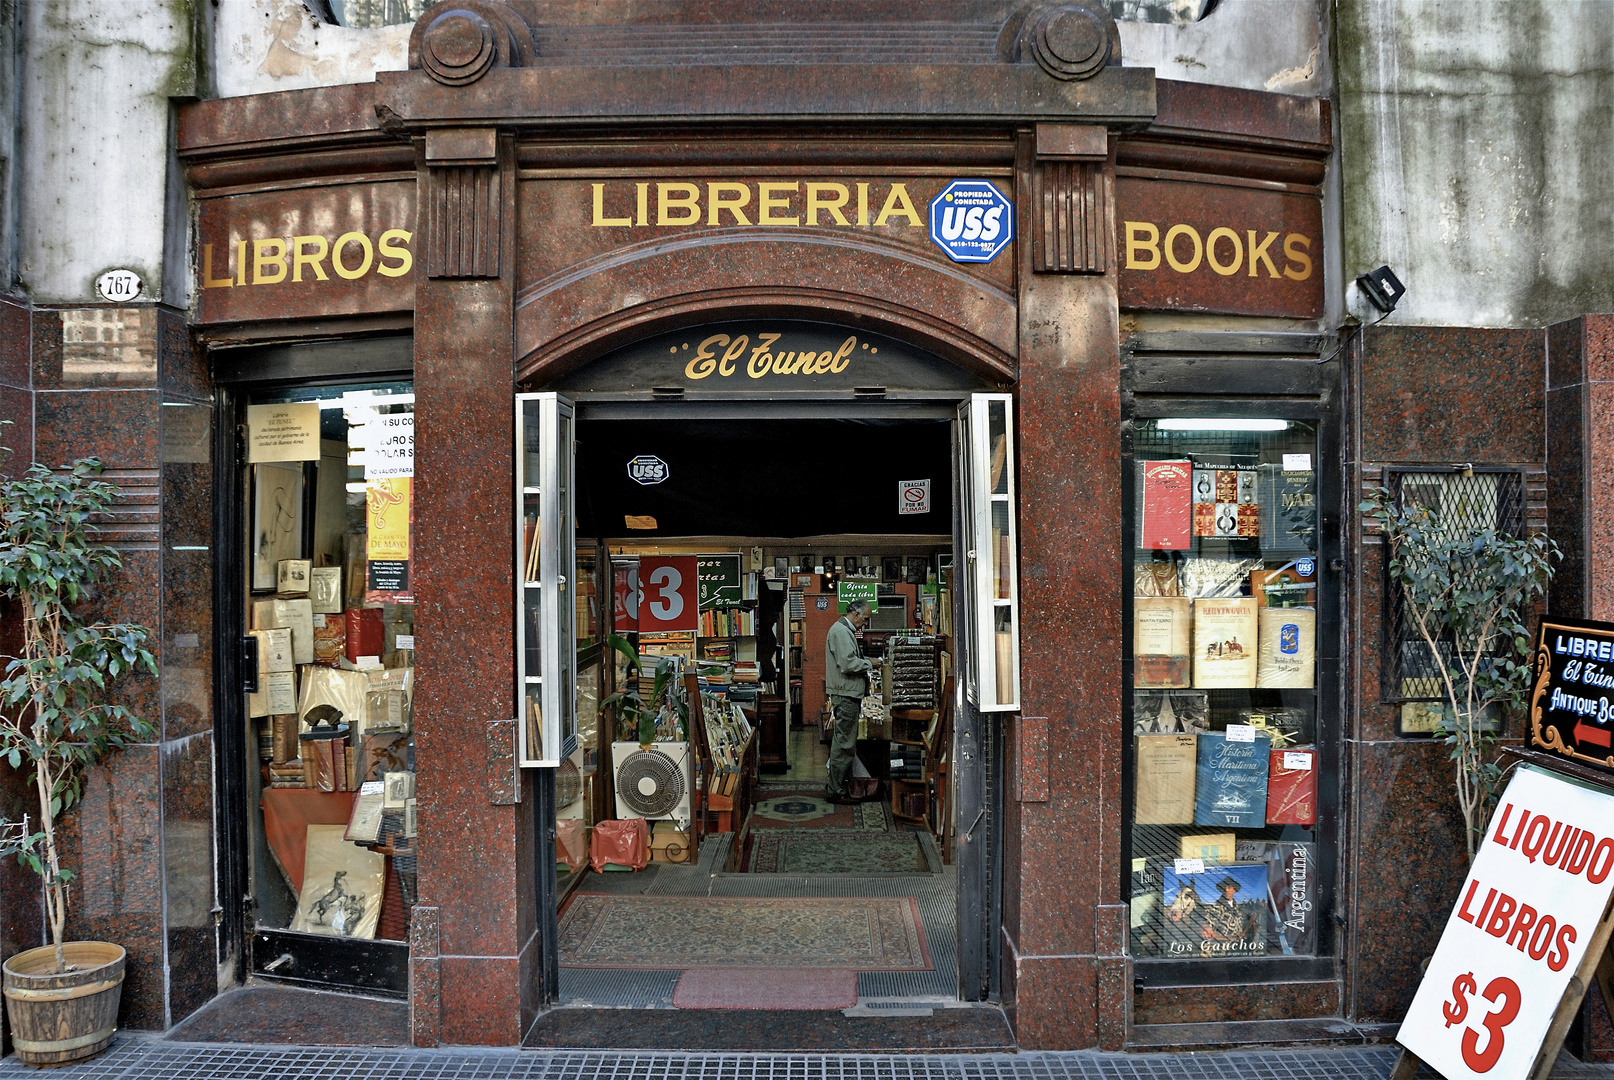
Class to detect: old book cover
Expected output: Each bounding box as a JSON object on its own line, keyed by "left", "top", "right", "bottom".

{"left": 345, "top": 607, "right": 384, "bottom": 663}
{"left": 1192, "top": 597, "right": 1259, "bottom": 688}
{"left": 271, "top": 713, "right": 299, "bottom": 763}
{"left": 345, "top": 780, "right": 386, "bottom": 844}
{"left": 1193, "top": 730, "right": 1271, "bottom": 827}
{"left": 1259, "top": 464, "right": 1317, "bottom": 556}
{"left": 1256, "top": 607, "right": 1315, "bottom": 688}
{"left": 310, "top": 566, "right": 343, "bottom": 614}
{"left": 276, "top": 559, "right": 311, "bottom": 596}
{"left": 252, "top": 627, "right": 293, "bottom": 674}
{"left": 1134, "top": 734, "right": 1197, "bottom": 824}
{"left": 248, "top": 668, "right": 296, "bottom": 718}
{"left": 1134, "top": 596, "right": 1191, "bottom": 688}
{"left": 1179, "top": 832, "right": 1237, "bottom": 863}
{"left": 1134, "top": 690, "right": 1209, "bottom": 735}
{"left": 1252, "top": 561, "right": 1317, "bottom": 607}
{"left": 1140, "top": 460, "right": 1193, "bottom": 549}
{"left": 1192, "top": 467, "right": 1259, "bottom": 538}
{"left": 273, "top": 598, "right": 315, "bottom": 666}
{"left": 312, "top": 613, "right": 345, "bottom": 667}
{"left": 1266, "top": 748, "right": 1318, "bottom": 825}
{"left": 1159, "top": 862, "right": 1269, "bottom": 959}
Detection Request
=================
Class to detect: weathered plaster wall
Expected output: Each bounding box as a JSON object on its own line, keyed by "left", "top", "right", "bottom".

{"left": 211, "top": 0, "right": 408, "bottom": 99}
{"left": 17, "top": 0, "right": 196, "bottom": 303}
{"left": 1339, "top": 0, "right": 1614, "bottom": 328}
{"left": 0, "top": 0, "right": 20, "bottom": 295}
{"left": 1118, "top": 0, "right": 1328, "bottom": 97}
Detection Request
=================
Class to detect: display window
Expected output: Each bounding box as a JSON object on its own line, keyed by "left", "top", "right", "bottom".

{"left": 241, "top": 380, "right": 417, "bottom": 986}
{"left": 1126, "top": 415, "right": 1327, "bottom": 964}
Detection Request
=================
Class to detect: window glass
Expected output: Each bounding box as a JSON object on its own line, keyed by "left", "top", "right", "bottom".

{"left": 1128, "top": 417, "right": 1323, "bottom": 961}
{"left": 246, "top": 382, "right": 417, "bottom": 947}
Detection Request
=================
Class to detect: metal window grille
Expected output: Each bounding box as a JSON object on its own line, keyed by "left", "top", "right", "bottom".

{"left": 1380, "top": 467, "right": 1527, "bottom": 703}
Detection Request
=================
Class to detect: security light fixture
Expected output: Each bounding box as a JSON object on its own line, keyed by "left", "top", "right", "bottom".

{"left": 1356, "top": 266, "right": 1406, "bottom": 313}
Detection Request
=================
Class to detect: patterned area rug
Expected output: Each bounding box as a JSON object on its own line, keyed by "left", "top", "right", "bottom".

{"left": 751, "top": 789, "right": 891, "bottom": 830}
{"left": 745, "top": 828, "right": 933, "bottom": 874}
{"left": 559, "top": 894, "right": 932, "bottom": 970}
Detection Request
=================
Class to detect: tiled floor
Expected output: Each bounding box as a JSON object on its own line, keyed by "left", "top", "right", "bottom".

{"left": 10, "top": 1036, "right": 1614, "bottom": 1080}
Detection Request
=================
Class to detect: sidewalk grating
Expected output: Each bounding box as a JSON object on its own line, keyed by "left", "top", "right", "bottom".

{"left": 4, "top": 1038, "right": 1613, "bottom": 1080}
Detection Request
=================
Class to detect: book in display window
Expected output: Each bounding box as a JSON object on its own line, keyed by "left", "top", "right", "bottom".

{"left": 1128, "top": 417, "right": 1324, "bottom": 963}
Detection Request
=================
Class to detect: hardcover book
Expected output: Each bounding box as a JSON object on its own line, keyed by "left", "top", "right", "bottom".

{"left": 345, "top": 607, "right": 385, "bottom": 663}
{"left": 1159, "top": 863, "right": 1269, "bottom": 959}
{"left": 1235, "top": 840, "right": 1319, "bottom": 955}
{"left": 1192, "top": 466, "right": 1259, "bottom": 538}
{"left": 1134, "top": 596, "right": 1191, "bottom": 688}
{"left": 1256, "top": 607, "right": 1315, "bottom": 688}
{"left": 249, "top": 669, "right": 296, "bottom": 718}
{"left": 1193, "top": 730, "right": 1271, "bottom": 827}
{"left": 1259, "top": 465, "right": 1317, "bottom": 556}
{"left": 1252, "top": 561, "right": 1317, "bottom": 607}
{"left": 310, "top": 566, "right": 343, "bottom": 614}
{"left": 1265, "top": 748, "right": 1318, "bottom": 826}
{"left": 312, "top": 614, "right": 346, "bottom": 667}
{"left": 273, "top": 598, "right": 315, "bottom": 667}
{"left": 1134, "top": 734, "right": 1197, "bottom": 824}
{"left": 1192, "top": 597, "right": 1259, "bottom": 688}
{"left": 276, "top": 558, "right": 311, "bottom": 596}
{"left": 1179, "top": 832, "right": 1237, "bottom": 863}
{"left": 1140, "top": 460, "right": 1193, "bottom": 549}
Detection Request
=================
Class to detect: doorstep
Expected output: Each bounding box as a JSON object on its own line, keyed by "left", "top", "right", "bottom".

{"left": 522, "top": 1003, "right": 1015, "bottom": 1053}
{"left": 1128, "top": 1017, "right": 1400, "bottom": 1051}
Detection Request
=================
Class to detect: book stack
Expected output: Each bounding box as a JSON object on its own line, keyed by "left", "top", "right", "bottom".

{"left": 889, "top": 744, "right": 926, "bottom": 780}
{"left": 885, "top": 635, "right": 937, "bottom": 709}
{"left": 268, "top": 760, "right": 306, "bottom": 788}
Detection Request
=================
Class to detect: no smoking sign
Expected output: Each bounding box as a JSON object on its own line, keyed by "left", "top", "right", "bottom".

{"left": 898, "top": 479, "right": 931, "bottom": 516}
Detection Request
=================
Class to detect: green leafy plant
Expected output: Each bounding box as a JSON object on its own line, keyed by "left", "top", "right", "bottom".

{"left": 1361, "top": 485, "right": 1557, "bottom": 861}
{"left": 0, "top": 459, "right": 157, "bottom": 973}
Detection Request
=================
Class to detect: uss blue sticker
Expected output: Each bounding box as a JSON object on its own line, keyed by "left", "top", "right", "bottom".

{"left": 929, "top": 180, "right": 1013, "bottom": 263}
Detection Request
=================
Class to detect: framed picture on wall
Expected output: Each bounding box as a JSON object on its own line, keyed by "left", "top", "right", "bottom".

{"left": 252, "top": 461, "right": 305, "bottom": 590}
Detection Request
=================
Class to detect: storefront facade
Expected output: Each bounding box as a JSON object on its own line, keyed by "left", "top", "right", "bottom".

{"left": 4, "top": 0, "right": 1502, "bottom": 1054}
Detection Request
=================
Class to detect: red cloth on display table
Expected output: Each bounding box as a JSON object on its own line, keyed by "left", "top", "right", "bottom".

{"left": 589, "top": 818, "right": 649, "bottom": 872}
{"left": 556, "top": 819, "right": 589, "bottom": 873}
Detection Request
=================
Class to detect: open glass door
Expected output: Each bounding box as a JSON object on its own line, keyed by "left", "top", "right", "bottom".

{"left": 959, "top": 394, "right": 1020, "bottom": 712}
{"left": 516, "top": 392, "right": 577, "bottom": 767}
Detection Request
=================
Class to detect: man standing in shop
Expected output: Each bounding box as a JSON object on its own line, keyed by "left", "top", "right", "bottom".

{"left": 824, "top": 598, "right": 874, "bottom": 805}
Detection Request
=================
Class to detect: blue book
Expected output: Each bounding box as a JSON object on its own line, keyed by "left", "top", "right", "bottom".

{"left": 1193, "top": 731, "right": 1271, "bottom": 827}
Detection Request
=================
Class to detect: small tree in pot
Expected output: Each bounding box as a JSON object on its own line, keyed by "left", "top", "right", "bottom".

{"left": 0, "top": 458, "right": 156, "bottom": 1064}
{"left": 1361, "top": 486, "right": 1557, "bottom": 862}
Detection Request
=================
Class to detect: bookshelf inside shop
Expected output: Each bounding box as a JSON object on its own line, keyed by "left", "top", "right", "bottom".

{"left": 581, "top": 545, "right": 952, "bottom": 874}
{"left": 1128, "top": 416, "right": 1327, "bottom": 965}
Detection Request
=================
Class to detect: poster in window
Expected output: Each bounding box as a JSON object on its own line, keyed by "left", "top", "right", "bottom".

{"left": 366, "top": 477, "right": 412, "bottom": 602}
{"left": 252, "top": 462, "right": 305, "bottom": 591}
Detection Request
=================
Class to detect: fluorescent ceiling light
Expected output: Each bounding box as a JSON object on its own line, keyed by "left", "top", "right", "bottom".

{"left": 1156, "top": 418, "right": 1290, "bottom": 431}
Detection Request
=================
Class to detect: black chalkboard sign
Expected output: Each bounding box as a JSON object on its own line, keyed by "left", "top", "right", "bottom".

{"left": 1530, "top": 615, "right": 1614, "bottom": 773}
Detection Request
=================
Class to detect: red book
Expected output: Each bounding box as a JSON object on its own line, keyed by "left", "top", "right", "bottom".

{"left": 345, "top": 608, "right": 385, "bottom": 662}
{"left": 1140, "top": 460, "right": 1192, "bottom": 550}
{"left": 1266, "top": 748, "right": 1318, "bottom": 826}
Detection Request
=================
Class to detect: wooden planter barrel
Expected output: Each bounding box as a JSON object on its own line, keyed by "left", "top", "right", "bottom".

{"left": 2, "top": 942, "right": 125, "bottom": 1065}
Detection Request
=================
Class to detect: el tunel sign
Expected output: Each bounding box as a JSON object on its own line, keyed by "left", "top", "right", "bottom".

{"left": 1530, "top": 616, "right": 1614, "bottom": 772}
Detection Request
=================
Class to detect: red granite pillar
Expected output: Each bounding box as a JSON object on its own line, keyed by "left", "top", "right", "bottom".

{"left": 410, "top": 132, "right": 538, "bottom": 1046}
{"left": 1003, "top": 128, "right": 1128, "bottom": 1049}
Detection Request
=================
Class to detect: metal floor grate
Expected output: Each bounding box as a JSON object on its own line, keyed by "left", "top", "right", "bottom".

{"left": 7, "top": 1040, "right": 1614, "bottom": 1080}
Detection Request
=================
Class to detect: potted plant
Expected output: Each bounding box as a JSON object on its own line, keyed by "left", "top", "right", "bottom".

{"left": 0, "top": 458, "right": 156, "bottom": 1065}
{"left": 1361, "top": 485, "right": 1557, "bottom": 861}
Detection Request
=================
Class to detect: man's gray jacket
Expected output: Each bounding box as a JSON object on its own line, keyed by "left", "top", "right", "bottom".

{"left": 825, "top": 615, "right": 873, "bottom": 699}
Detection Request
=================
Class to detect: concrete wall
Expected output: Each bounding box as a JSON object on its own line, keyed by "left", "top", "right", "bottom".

{"left": 1, "top": 1, "right": 19, "bottom": 295}
{"left": 211, "top": 0, "right": 408, "bottom": 99}
{"left": 1118, "top": 0, "right": 1328, "bottom": 97}
{"left": 1338, "top": 0, "right": 1614, "bottom": 329}
{"left": 16, "top": 0, "right": 197, "bottom": 304}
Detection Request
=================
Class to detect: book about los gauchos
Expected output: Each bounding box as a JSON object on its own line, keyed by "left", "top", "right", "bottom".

{"left": 1159, "top": 862, "right": 1269, "bottom": 959}
{"left": 1192, "top": 466, "right": 1259, "bottom": 538}
{"left": 1141, "top": 460, "right": 1193, "bottom": 549}
{"left": 1193, "top": 597, "right": 1259, "bottom": 688}
{"left": 1265, "top": 748, "right": 1318, "bottom": 826}
{"left": 1193, "top": 730, "right": 1271, "bottom": 826}
{"left": 1256, "top": 607, "right": 1315, "bottom": 688}
{"left": 1134, "top": 596, "right": 1191, "bottom": 688}
{"left": 1134, "top": 734, "right": 1197, "bottom": 824}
